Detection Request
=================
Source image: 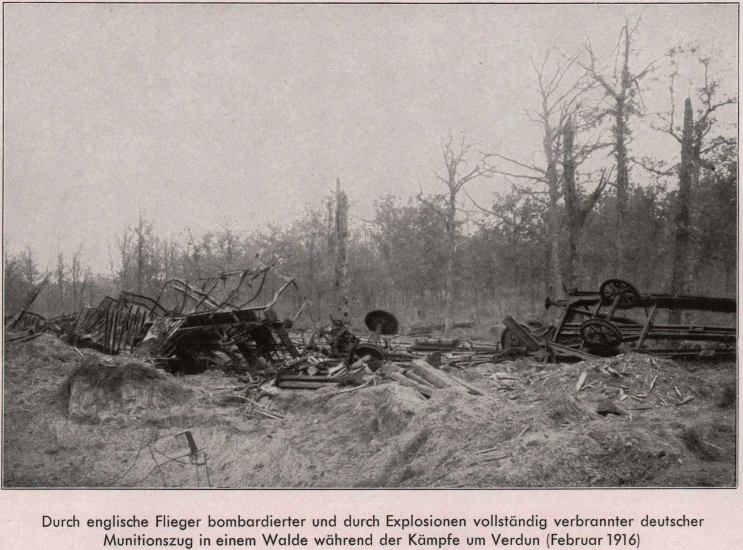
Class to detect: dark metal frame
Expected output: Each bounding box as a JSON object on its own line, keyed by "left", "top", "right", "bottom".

{"left": 506, "top": 279, "right": 736, "bottom": 361}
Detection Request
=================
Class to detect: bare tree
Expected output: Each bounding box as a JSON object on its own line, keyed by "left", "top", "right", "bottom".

{"left": 658, "top": 55, "right": 737, "bottom": 179}
{"left": 668, "top": 98, "right": 695, "bottom": 305}
{"left": 134, "top": 213, "right": 150, "bottom": 294}
{"left": 21, "top": 246, "right": 40, "bottom": 286}
{"left": 491, "top": 51, "right": 605, "bottom": 294}
{"left": 579, "top": 13, "right": 666, "bottom": 274}
{"left": 333, "top": 178, "right": 350, "bottom": 321}
{"left": 56, "top": 252, "right": 66, "bottom": 314}
{"left": 561, "top": 116, "right": 613, "bottom": 288}
{"left": 80, "top": 267, "right": 92, "bottom": 309}
{"left": 71, "top": 249, "right": 84, "bottom": 312}
{"left": 529, "top": 52, "right": 584, "bottom": 296}
{"left": 642, "top": 48, "right": 736, "bottom": 299}
{"left": 419, "top": 134, "right": 495, "bottom": 335}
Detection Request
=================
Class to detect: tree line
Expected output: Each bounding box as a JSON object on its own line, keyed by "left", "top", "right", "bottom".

{"left": 5, "top": 16, "right": 736, "bottom": 333}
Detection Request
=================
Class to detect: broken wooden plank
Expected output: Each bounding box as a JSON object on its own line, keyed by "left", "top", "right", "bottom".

{"left": 407, "top": 359, "right": 484, "bottom": 396}
{"left": 404, "top": 370, "right": 437, "bottom": 388}
{"left": 276, "top": 378, "right": 340, "bottom": 390}
{"left": 387, "top": 372, "right": 435, "bottom": 397}
{"left": 575, "top": 372, "right": 587, "bottom": 392}
{"left": 232, "top": 396, "right": 284, "bottom": 419}
{"left": 350, "top": 355, "right": 371, "bottom": 370}
{"left": 254, "top": 409, "right": 283, "bottom": 420}
{"left": 502, "top": 316, "right": 542, "bottom": 352}
{"left": 408, "top": 359, "right": 455, "bottom": 389}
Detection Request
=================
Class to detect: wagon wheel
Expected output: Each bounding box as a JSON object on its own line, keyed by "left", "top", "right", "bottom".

{"left": 500, "top": 321, "right": 550, "bottom": 350}
{"left": 599, "top": 279, "right": 640, "bottom": 309}
{"left": 500, "top": 328, "right": 523, "bottom": 350}
{"left": 353, "top": 343, "right": 387, "bottom": 371}
{"left": 364, "top": 310, "right": 399, "bottom": 337}
{"left": 580, "top": 319, "right": 623, "bottom": 350}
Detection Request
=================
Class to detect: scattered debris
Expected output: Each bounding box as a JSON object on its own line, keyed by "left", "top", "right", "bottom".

{"left": 3, "top": 272, "right": 736, "bottom": 488}
{"left": 3, "top": 328, "right": 735, "bottom": 488}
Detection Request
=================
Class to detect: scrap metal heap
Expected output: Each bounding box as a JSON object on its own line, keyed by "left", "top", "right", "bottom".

{"left": 134, "top": 264, "right": 309, "bottom": 373}
{"left": 5, "top": 271, "right": 735, "bottom": 402}
{"left": 63, "top": 292, "right": 165, "bottom": 355}
{"left": 31, "top": 262, "right": 306, "bottom": 374}
{"left": 21, "top": 262, "right": 487, "bottom": 396}
{"left": 503, "top": 278, "right": 736, "bottom": 362}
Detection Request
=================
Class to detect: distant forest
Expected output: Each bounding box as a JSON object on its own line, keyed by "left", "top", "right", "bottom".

{"left": 5, "top": 17, "right": 737, "bottom": 333}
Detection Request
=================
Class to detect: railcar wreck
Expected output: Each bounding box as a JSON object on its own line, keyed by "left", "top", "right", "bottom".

{"left": 502, "top": 278, "right": 736, "bottom": 362}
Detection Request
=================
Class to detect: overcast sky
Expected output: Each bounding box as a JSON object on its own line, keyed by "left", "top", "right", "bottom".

{"left": 3, "top": 3, "right": 738, "bottom": 273}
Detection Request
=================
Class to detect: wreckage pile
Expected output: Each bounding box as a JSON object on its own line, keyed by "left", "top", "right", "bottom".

{"left": 3, "top": 269, "right": 736, "bottom": 487}
{"left": 4, "top": 271, "right": 737, "bottom": 410}
{"left": 4, "top": 262, "right": 508, "bottom": 397}
{"left": 503, "top": 278, "right": 736, "bottom": 361}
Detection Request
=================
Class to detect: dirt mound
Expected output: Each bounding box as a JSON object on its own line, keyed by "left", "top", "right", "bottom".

{"left": 65, "top": 359, "right": 191, "bottom": 422}
{"left": 3, "top": 334, "right": 736, "bottom": 488}
{"left": 212, "top": 383, "right": 431, "bottom": 488}
{"left": 5, "top": 331, "right": 80, "bottom": 367}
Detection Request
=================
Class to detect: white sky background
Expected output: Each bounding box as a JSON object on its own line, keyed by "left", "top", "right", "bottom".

{"left": 3, "top": 3, "right": 738, "bottom": 274}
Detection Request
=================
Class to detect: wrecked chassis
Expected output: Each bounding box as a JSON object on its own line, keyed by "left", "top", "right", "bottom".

{"left": 63, "top": 264, "right": 310, "bottom": 373}
{"left": 503, "top": 278, "right": 736, "bottom": 362}
{"left": 136, "top": 268, "right": 307, "bottom": 373}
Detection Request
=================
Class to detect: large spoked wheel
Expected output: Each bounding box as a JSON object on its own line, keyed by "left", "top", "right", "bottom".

{"left": 599, "top": 279, "right": 640, "bottom": 309}
{"left": 580, "top": 319, "right": 623, "bottom": 351}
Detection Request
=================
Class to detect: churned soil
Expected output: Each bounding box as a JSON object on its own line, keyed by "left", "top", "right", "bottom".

{"left": 3, "top": 333, "right": 736, "bottom": 488}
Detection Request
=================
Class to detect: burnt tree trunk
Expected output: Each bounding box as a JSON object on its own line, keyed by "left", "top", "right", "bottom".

{"left": 614, "top": 95, "right": 630, "bottom": 277}
{"left": 541, "top": 97, "right": 563, "bottom": 299}
{"left": 443, "top": 192, "right": 456, "bottom": 336}
{"left": 562, "top": 116, "right": 608, "bottom": 290}
{"left": 56, "top": 253, "right": 65, "bottom": 315}
{"left": 563, "top": 116, "right": 580, "bottom": 289}
{"left": 611, "top": 25, "right": 635, "bottom": 278}
{"left": 669, "top": 99, "right": 695, "bottom": 323}
{"left": 333, "top": 178, "right": 350, "bottom": 322}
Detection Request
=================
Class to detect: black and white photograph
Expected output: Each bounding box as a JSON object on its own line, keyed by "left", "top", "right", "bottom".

{"left": 2, "top": 2, "right": 738, "bottom": 489}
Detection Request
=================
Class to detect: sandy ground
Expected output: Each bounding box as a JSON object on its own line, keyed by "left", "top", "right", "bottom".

{"left": 2, "top": 333, "right": 736, "bottom": 488}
